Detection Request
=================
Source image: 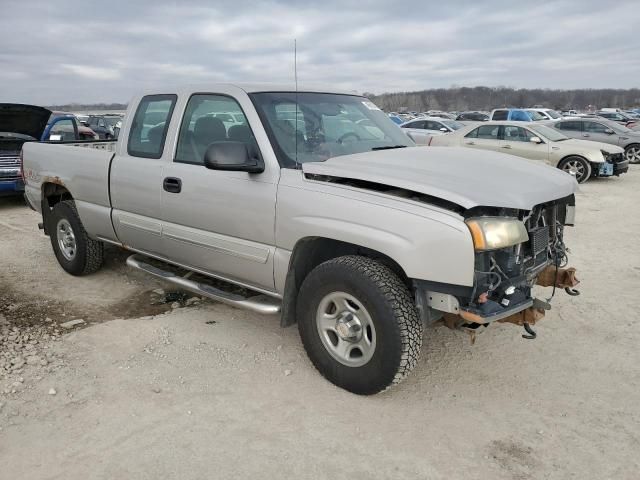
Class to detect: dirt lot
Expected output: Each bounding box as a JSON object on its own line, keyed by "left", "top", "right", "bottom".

{"left": 1, "top": 170, "right": 639, "bottom": 480}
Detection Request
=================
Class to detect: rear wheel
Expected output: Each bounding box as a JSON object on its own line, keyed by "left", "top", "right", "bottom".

{"left": 297, "top": 255, "right": 423, "bottom": 395}
{"left": 624, "top": 144, "right": 640, "bottom": 164}
{"left": 48, "top": 200, "right": 104, "bottom": 275}
{"left": 558, "top": 156, "right": 592, "bottom": 183}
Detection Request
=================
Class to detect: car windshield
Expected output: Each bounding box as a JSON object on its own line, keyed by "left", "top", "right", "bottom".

{"left": 250, "top": 92, "right": 414, "bottom": 167}
{"left": 529, "top": 125, "right": 569, "bottom": 141}
{"left": 604, "top": 121, "right": 631, "bottom": 133}
{"left": 545, "top": 110, "right": 562, "bottom": 119}
{"left": 442, "top": 120, "right": 465, "bottom": 130}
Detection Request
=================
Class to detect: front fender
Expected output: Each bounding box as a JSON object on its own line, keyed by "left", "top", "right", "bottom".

{"left": 276, "top": 171, "right": 476, "bottom": 287}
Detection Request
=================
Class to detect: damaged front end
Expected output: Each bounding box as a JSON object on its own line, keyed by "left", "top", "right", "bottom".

{"left": 416, "top": 194, "right": 580, "bottom": 341}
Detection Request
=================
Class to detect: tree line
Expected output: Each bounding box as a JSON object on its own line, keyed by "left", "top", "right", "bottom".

{"left": 365, "top": 87, "right": 640, "bottom": 112}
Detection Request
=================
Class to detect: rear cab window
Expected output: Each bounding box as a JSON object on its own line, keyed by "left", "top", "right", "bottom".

{"left": 127, "top": 94, "right": 177, "bottom": 159}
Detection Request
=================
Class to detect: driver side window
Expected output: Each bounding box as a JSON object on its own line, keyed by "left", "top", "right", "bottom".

{"left": 175, "top": 94, "right": 258, "bottom": 165}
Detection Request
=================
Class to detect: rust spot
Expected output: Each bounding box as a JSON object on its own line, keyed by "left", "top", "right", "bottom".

{"left": 42, "top": 175, "right": 66, "bottom": 187}
{"left": 497, "top": 307, "right": 546, "bottom": 326}
{"left": 536, "top": 265, "right": 580, "bottom": 289}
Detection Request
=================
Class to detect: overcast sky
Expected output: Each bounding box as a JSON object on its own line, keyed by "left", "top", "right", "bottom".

{"left": 1, "top": 0, "right": 639, "bottom": 104}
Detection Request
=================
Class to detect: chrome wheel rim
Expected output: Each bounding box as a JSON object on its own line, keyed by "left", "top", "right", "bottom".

{"left": 562, "top": 159, "right": 586, "bottom": 182}
{"left": 316, "top": 292, "right": 376, "bottom": 367}
{"left": 56, "top": 219, "right": 77, "bottom": 261}
{"left": 625, "top": 146, "right": 640, "bottom": 164}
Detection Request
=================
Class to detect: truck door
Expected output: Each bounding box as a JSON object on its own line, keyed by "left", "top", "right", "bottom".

{"left": 159, "top": 92, "right": 278, "bottom": 291}
{"left": 110, "top": 94, "right": 177, "bottom": 256}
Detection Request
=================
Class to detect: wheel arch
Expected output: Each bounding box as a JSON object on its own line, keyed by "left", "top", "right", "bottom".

{"left": 41, "top": 182, "right": 74, "bottom": 235}
{"left": 280, "top": 236, "right": 409, "bottom": 327}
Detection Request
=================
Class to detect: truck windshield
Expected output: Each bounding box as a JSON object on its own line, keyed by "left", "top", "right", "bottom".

{"left": 250, "top": 92, "right": 414, "bottom": 167}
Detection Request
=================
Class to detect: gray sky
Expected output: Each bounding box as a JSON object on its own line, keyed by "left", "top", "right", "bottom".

{"left": 2, "top": 0, "right": 639, "bottom": 104}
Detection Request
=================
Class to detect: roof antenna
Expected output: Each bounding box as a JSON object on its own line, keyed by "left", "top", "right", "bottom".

{"left": 294, "top": 38, "right": 299, "bottom": 167}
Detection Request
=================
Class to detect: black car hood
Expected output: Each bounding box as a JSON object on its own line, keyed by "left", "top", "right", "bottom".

{"left": 0, "top": 104, "right": 51, "bottom": 140}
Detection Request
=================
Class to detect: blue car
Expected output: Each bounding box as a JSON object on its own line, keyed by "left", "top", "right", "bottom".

{"left": 0, "top": 105, "right": 94, "bottom": 197}
{"left": 388, "top": 115, "right": 404, "bottom": 125}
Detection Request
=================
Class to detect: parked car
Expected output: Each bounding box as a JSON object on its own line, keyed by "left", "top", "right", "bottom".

{"left": 46, "top": 112, "right": 98, "bottom": 141}
{"left": 490, "top": 109, "right": 546, "bottom": 122}
{"left": 23, "top": 84, "right": 581, "bottom": 395}
{"left": 429, "top": 121, "right": 627, "bottom": 183}
{"left": 456, "top": 111, "right": 489, "bottom": 122}
{"left": 87, "top": 114, "right": 123, "bottom": 139}
{"left": 526, "top": 108, "right": 563, "bottom": 121}
{"left": 0, "top": 105, "right": 99, "bottom": 196}
{"left": 387, "top": 114, "right": 404, "bottom": 125}
{"left": 552, "top": 118, "right": 640, "bottom": 164}
{"left": 561, "top": 110, "right": 578, "bottom": 116}
{"left": 596, "top": 111, "right": 638, "bottom": 128}
{"left": 400, "top": 117, "right": 465, "bottom": 145}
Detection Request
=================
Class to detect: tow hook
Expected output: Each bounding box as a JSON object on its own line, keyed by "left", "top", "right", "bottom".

{"left": 565, "top": 287, "right": 580, "bottom": 296}
{"left": 522, "top": 322, "right": 537, "bottom": 340}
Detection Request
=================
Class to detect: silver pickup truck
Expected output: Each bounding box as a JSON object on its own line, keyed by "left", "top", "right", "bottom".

{"left": 22, "top": 84, "right": 580, "bottom": 394}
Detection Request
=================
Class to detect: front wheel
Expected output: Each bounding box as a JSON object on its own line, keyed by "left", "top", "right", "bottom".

{"left": 48, "top": 200, "right": 104, "bottom": 275}
{"left": 558, "top": 156, "right": 592, "bottom": 184}
{"left": 297, "top": 256, "right": 423, "bottom": 395}
{"left": 624, "top": 144, "right": 640, "bottom": 164}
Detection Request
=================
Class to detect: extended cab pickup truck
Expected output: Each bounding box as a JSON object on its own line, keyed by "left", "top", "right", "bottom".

{"left": 22, "top": 84, "right": 580, "bottom": 394}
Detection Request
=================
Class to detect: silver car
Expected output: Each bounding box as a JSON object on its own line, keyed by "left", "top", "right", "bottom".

{"left": 551, "top": 118, "right": 640, "bottom": 164}
{"left": 400, "top": 117, "right": 466, "bottom": 145}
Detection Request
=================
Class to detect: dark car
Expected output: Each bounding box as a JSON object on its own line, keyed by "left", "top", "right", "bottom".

{"left": 596, "top": 111, "right": 638, "bottom": 128}
{"left": 456, "top": 111, "right": 489, "bottom": 122}
{"left": 87, "top": 115, "right": 122, "bottom": 139}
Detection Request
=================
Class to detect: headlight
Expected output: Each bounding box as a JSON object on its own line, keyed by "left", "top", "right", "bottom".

{"left": 465, "top": 217, "right": 529, "bottom": 251}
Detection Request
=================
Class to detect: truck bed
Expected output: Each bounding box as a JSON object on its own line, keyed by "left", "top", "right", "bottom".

{"left": 22, "top": 141, "right": 118, "bottom": 240}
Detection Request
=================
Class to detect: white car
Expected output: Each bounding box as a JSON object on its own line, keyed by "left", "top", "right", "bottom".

{"left": 429, "top": 121, "right": 627, "bottom": 183}
{"left": 400, "top": 117, "right": 466, "bottom": 145}
{"left": 526, "top": 108, "right": 564, "bottom": 121}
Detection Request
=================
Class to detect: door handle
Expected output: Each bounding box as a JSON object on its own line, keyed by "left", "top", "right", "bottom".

{"left": 163, "top": 177, "right": 182, "bottom": 193}
{"left": 501, "top": 145, "right": 512, "bottom": 149}
{"left": 465, "top": 141, "right": 475, "bottom": 145}
{"left": 582, "top": 134, "right": 590, "bottom": 137}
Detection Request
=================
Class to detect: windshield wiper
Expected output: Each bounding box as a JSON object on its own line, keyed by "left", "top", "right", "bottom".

{"left": 371, "top": 145, "right": 408, "bottom": 151}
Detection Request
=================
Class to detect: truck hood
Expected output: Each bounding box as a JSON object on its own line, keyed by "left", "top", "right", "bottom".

{"left": 0, "top": 104, "right": 51, "bottom": 140}
{"left": 302, "top": 146, "right": 578, "bottom": 211}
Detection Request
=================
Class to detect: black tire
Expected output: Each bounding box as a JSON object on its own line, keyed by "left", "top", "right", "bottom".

{"left": 558, "top": 156, "right": 592, "bottom": 184}
{"left": 48, "top": 200, "right": 104, "bottom": 275}
{"left": 297, "top": 255, "right": 423, "bottom": 395}
{"left": 624, "top": 144, "right": 640, "bottom": 164}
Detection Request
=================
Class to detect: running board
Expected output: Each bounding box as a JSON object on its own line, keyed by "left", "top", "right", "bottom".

{"left": 126, "top": 254, "right": 281, "bottom": 315}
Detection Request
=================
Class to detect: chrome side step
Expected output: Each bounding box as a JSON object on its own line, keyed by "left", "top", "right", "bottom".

{"left": 126, "top": 254, "right": 281, "bottom": 315}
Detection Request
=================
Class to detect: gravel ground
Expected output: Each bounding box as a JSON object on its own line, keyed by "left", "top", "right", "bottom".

{"left": 0, "top": 170, "right": 639, "bottom": 480}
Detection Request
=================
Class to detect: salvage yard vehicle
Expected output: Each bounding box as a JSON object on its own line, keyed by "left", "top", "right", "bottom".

{"left": 429, "top": 121, "right": 628, "bottom": 183}
{"left": 23, "top": 84, "right": 581, "bottom": 395}
{"left": 400, "top": 117, "right": 465, "bottom": 145}
{"left": 490, "top": 108, "right": 546, "bottom": 122}
{"left": 0, "top": 104, "right": 106, "bottom": 196}
{"left": 552, "top": 118, "right": 640, "bottom": 164}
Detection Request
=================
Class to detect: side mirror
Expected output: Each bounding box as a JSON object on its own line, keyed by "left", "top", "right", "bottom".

{"left": 204, "top": 141, "right": 264, "bottom": 173}
{"left": 605, "top": 129, "right": 615, "bottom": 134}
{"left": 439, "top": 127, "right": 448, "bottom": 132}
{"left": 529, "top": 136, "right": 543, "bottom": 144}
